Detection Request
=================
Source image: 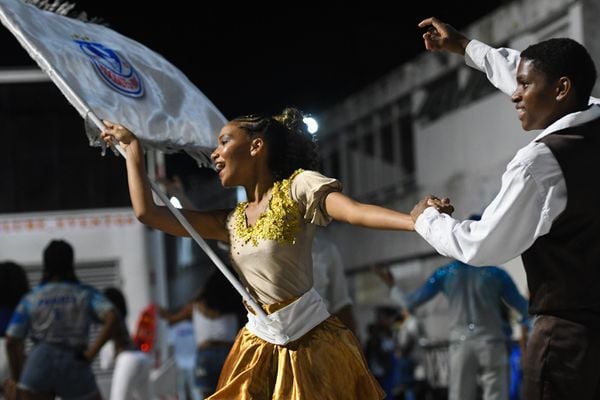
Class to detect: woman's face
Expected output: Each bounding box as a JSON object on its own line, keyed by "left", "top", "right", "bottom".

{"left": 211, "top": 122, "right": 253, "bottom": 187}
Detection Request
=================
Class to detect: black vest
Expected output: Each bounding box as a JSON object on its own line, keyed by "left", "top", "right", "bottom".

{"left": 521, "top": 115, "right": 600, "bottom": 326}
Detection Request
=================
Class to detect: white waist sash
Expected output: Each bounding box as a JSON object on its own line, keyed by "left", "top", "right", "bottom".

{"left": 245, "top": 288, "right": 330, "bottom": 345}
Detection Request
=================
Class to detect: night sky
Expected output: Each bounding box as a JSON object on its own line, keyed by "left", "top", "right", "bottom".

{"left": 1, "top": 1, "right": 508, "bottom": 120}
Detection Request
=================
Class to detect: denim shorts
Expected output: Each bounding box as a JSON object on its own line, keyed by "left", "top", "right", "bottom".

{"left": 195, "top": 346, "right": 231, "bottom": 393}
{"left": 19, "top": 342, "right": 100, "bottom": 399}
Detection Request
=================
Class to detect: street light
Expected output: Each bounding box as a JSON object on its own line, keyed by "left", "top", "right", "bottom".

{"left": 303, "top": 116, "right": 318, "bottom": 134}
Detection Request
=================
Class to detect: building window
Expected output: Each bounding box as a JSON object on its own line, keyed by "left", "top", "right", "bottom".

{"left": 363, "top": 132, "right": 375, "bottom": 157}
{"left": 329, "top": 150, "right": 340, "bottom": 180}
{"left": 417, "top": 71, "right": 460, "bottom": 122}
{"left": 380, "top": 123, "right": 394, "bottom": 164}
{"left": 399, "top": 115, "right": 415, "bottom": 174}
{"left": 459, "top": 70, "right": 496, "bottom": 106}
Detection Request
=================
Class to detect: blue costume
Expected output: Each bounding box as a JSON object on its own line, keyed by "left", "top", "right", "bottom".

{"left": 392, "top": 261, "right": 529, "bottom": 400}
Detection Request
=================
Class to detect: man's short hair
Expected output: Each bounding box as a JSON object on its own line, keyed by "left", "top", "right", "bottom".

{"left": 521, "top": 38, "right": 597, "bottom": 107}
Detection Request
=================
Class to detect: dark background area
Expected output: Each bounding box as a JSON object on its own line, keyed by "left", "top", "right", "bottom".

{"left": 2, "top": 1, "right": 508, "bottom": 118}
{"left": 0, "top": 0, "right": 509, "bottom": 213}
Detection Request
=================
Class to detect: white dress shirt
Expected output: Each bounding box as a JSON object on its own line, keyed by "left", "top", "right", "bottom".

{"left": 415, "top": 39, "right": 600, "bottom": 266}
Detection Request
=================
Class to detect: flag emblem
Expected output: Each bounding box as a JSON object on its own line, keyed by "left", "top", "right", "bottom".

{"left": 75, "top": 39, "right": 144, "bottom": 98}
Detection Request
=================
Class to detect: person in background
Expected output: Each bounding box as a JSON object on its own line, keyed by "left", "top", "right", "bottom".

{"left": 166, "top": 316, "right": 202, "bottom": 400}
{"left": 393, "top": 308, "right": 425, "bottom": 400}
{"left": 364, "top": 306, "right": 398, "bottom": 400}
{"left": 375, "top": 258, "right": 529, "bottom": 400}
{"left": 311, "top": 227, "right": 357, "bottom": 335}
{"left": 4, "top": 239, "right": 117, "bottom": 400}
{"left": 100, "top": 107, "right": 452, "bottom": 399}
{"left": 159, "top": 270, "right": 244, "bottom": 399}
{"left": 101, "top": 287, "right": 151, "bottom": 400}
{"left": 0, "top": 261, "right": 30, "bottom": 397}
{"left": 412, "top": 16, "right": 600, "bottom": 400}
{"left": 502, "top": 300, "right": 527, "bottom": 400}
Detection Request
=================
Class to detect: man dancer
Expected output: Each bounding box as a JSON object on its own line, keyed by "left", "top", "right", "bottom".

{"left": 412, "top": 17, "right": 600, "bottom": 400}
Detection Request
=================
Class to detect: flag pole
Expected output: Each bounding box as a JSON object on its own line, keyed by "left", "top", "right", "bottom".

{"left": 87, "top": 112, "right": 269, "bottom": 322}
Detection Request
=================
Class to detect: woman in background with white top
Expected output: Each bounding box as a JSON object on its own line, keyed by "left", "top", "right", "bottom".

{"left": 160, "top": 270, "right": 244, "bottom": 398}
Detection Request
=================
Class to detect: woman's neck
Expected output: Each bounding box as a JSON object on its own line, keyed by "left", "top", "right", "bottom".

{"left": 244, "top": 169, "right": 275, "bottom": 204}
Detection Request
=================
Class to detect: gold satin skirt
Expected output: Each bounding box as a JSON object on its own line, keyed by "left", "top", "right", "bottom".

{"left": 207, "top": 313, "right": 385, "bottom": 400}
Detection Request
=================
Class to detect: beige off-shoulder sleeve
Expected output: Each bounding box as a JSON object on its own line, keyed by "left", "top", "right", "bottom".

{"left": 290, "top": 170, "right": 342, "bottom": 225}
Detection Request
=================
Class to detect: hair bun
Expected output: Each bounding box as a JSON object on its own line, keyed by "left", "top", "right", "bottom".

{"left": 275, "top": 107, "right": 305, "bottom": 134}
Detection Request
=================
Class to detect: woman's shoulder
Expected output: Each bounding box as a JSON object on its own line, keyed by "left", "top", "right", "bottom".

{"left": 289, "top": 169, "right": 341, "bottom": 194}
{"left": 290, "top": 169, "right": 328, "bottom": 181}
{"left": 288, "top": 169, "right": 340, "bottom": 190}
{"left": 288, "top": 170, "right": 343, "bottom": 225}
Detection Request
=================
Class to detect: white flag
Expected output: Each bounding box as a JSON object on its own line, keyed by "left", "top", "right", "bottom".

{"left": 0, "top": 0, "right": 226, "bottom": 165}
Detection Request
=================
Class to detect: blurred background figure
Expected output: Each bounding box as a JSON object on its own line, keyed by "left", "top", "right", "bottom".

{"left": 166, "top": 317, "right": 201, "bottom": 400}
{"left": 376, "top": 258, "right": 529, "bottom": 400}
{"left": 159, "top": 269, "right": 244, "bottom": 399}
{"left": 101, "top": 286, "right": 151, "bottom": 400}
{"left": 4, "top": 239, "right": 117, "bottom": 400}
{"left": 392, "top": 308, "right": 425, "bottom": 400}
{"left": 311, "top": 227, "right": 357, "bottom": 335}
{"left": 500, "top": 301, "right": 528, "bottom": 400}
{"left": 364, "top": 306, "right": 399, "bottom": 400}
{"left": 0, "top": 261, "right": 30, "bottom": 397}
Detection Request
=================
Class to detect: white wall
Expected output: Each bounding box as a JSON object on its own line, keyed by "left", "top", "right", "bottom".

{"left": 0, "top": 208, "right": 153, "bottom": 330}
{"left": 415, "top": 91, "right": 530, "bottom": 195}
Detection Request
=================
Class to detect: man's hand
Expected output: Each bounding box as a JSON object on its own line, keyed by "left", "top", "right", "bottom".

{"left": 418, "top": 17, "right": 471, "bottom": 55}
{"left": 435, "top": 197, "right": 454, "bottom": 215}
{"left": 411, "top": 195, "right": 454, "bottom": 222}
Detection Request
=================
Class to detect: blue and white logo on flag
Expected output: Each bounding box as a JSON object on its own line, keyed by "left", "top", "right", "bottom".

{"left": 75, "top": 39, "right": 144, "bottom": 98}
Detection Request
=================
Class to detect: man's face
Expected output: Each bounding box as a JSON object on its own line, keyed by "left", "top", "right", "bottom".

{"left": 511, "top": 59, "right": 561, "bottom": 131}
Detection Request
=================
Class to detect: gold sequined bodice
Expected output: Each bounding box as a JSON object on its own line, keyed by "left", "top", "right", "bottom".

{"left": 226, "top": 169, "right": 341, "bottom": 304}
{"left": 233, "top": 169, "right": 303, "bottom": 246}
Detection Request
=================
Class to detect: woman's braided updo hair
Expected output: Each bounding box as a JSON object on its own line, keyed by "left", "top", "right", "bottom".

{"left": 233, "top": 107, "right": 320, "bottom": 180}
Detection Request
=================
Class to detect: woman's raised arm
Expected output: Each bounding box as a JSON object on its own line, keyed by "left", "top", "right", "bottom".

{"left": 101, "top": 121, "right": 230, "bottom": 242}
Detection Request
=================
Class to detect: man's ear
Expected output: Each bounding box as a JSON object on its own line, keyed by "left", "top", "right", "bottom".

{"left": 555, "top": 76, "right": 572, "bottom": 101}
{"left": 250, "top": 137, "right": 264, "bottom": 156}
